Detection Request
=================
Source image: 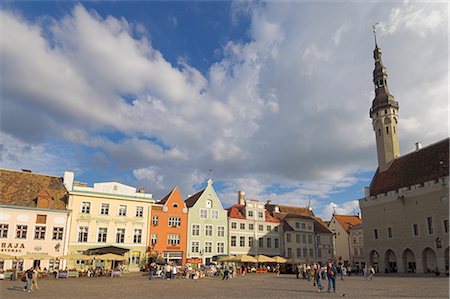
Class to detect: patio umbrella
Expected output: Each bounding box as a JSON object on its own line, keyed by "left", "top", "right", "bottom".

{"left": 218, "top": 255, "right": 235, "bottom": 262}
{"left": 94, "top": 253, "right": 127, "bottom": 261}
{"left": 272, "top": 256, "right": 287, "bottom": 263}
{"left": 19, "top": 253, "right": 56, "bottom": 260}
{"left": 0, "top": 253, "right": 15, "bottom": 260}
{"left": 230, "top": 255, "right": 257, "bottom": 263}
{"left": 255, "top": 255, "right": 276, "bottom": 263}
{"left": 61, "top": 253, "right": 94, "bottom": 260}
{"left": 286, "top": 257, "right": 303, "bottom": 264}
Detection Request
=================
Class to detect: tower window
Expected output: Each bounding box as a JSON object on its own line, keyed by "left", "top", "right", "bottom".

{"left": 393, "top": 127, "right": 396, "bottom": 134}
{"left": 378, "top": 129, "right": 381, "bottom": 136}
{"left": 386, "top": 126, "right": 389, "bottom": 134}
{"left": 384, "top": 109, "right": 387, "bottom": 114}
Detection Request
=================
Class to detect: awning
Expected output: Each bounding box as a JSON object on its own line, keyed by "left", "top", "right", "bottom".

{"left": 84, "top": 246, "right": 129, "bottom": 256}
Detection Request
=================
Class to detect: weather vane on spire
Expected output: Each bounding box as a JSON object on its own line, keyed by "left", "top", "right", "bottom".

{"left": 373, "top": 22, "right": 379, "bottom": 46}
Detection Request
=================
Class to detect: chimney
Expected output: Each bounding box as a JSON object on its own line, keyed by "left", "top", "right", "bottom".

{"left": 238, "top": 190, "right": 245, "bottom": 205}
{"left": 274, "top": 206, "right": 280, "bottom": 213}
{"left": 63, "top": 171, "right": 74, "bottom": 191}
{"left": 357, "top": 212, "right": 361, "bottom": 219}
{"left": 415, "top": 142, "right": 422, "bottom": 151}
{"left": 364, "top": 187, "right": 370, "bottom": 198}
{"left": 21, "top": 169, "right": 32, "bottom": 173}
{"left": 139, "top": 188, "right": 145, "bottom": 193}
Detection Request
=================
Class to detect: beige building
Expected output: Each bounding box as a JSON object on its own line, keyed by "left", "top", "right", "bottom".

{"left": 64, "top": 171, "right": 155, "bottom": 271}
{"left": 266, "top": 203, "right": 333, "bottom": 262}
{"left": 227, "top": 191, "right": 282, "bottom": 257}
{"left": 328, "top": 214, "right": 362, "bottom": 266}
{"left": 0, "top": 169, "right": 71, "bottom": 271}
{"left": 348, "top": 223, "right": 365, "bottom": 270}
{"left": 359, "top": 35, "right": 449, "bottom": 274}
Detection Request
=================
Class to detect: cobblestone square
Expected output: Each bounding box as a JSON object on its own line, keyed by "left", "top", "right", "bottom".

{"left": 1, "top": 273, "right": 448, "bottom": 299}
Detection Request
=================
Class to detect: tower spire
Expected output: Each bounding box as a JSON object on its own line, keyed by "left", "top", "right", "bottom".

{"left": 372, "top": 22, "right": 379, "bottom": 47}
{"left": 369, "top": 28, "right": 400, "bottom": 172}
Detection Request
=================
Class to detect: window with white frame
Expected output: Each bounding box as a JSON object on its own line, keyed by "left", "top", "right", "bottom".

{"left": 258, "top": 211, "right": 264, "bottom": 218}
{"left": 192, "top": 224, "right": 200, "bottom": 236}
{"left": 258, "top": 238, "right": 263, "bottom": 248}
{"left": 302, "top": 234, "right": 306, "bottom": 243}
{"left": 308, "top": 235, "right": 312, "bottom": 244}
{"left": 136, "top": 206, "right": 144, "bottom": 217}
{"left": 240, "top": 236, "right": 245, "bottom": 247}
{"left": 34, "top": 226, "right": 46, "bottom": 240}
{"left": 274, "top": 226, "right": 279, "bottom": 232}
{"left": 206, "top": 200, "right": 212, "bottom": 208}
{"left": 303, "top": 248, "right": 307, "bottom": 257}
{"left": 286, "top": 233, "right": 291, "bottom": 243}
{"left": 217, "top": 226, "right": 224, "bottom": 237}
{"left": 205, "top": 241, "right": 212, "bottom": 253}
{"left": 151, "top": 234, "right": 157, "bottom": 244}
{"left": 0, "top": 224, "right": 8, "bottom": 238}
{"left": 168, "top": 234, "right": 180, "bottom": 245}
{"left": 78, "top": 226, "right": 88, "bottom": 242}
{"left": 249, "top": 236, "right": 254, "bottom": 247}
{"left": 81, "top": 202, "right": 91, "bottom": 214}
{"left": 211, "top": 210, "right": 219, "bottom": 220}
{"left": 168, "top": 217, "right": 181, "bottom": 227}
{"left": 248, "top": 210, "right": 254, "bottom": 218}
{"left": 231, "top": 222, "right": 237, "bottom": 229}
{"left": 287, "top": 248, "right": 292, "bottom": 257}
{"left": 295, "top": 222, "right": 300, "bottom": 229}
{"left": 258, "top": 225, "right": 263, "bottom": 231}
{"left": 274, "top": 238, "right": 279, "bottom": 248}
{"left": 297, "top": 248, "right": 301, "bottom": 257}
{"left": 118, "top": 205, "right": 127, "bottom": 216}
{"left": 152, "top": 216, "right": 159, "bottom": 226}
{"left": 191, "top": 241, "right": 199, "bottom": 253}
{"left": 205, "top": 225, "right": 213, "bottom": 236}
{"left": 267, "top": 225, "right": 271, "bottom": 231}
{"left": 96, "top": 227, "right": 106, "bottom": 242}
{"left": 134, "top": 229, "right": 142, "bottom": 243}
{"left": 231, "top": 236, "right": 236, "bottom": 247}
{"left": 116, "top": 228, "right": 125, "bottom": 243}
{"left": 266, "top": 237, "right": 271, "bottom": 248}
{"left": 200, "top": 209, "right": 208, "bottom": 219}
{"left": 249, "top": 223, "right": 254, "bottom": 230}
{"left": 217, "top": 242, "right": 224, "bottom": 253}
{"left": 100, "top": 203, "right": 109, "bottom": 215}
{"left": 52, "top": 227, "right": 64, "bottom": 240}
{"left": 130, "top": 252, "right": 140, "bottom": 265}
{"left": 309, "top": 248, "right": 314, "bottom": 258}
{"left": 296, "top": 234, "right": 301, "bottom": 243}
{"left": 240, "top": 223, "right": 245, "bottom": 230}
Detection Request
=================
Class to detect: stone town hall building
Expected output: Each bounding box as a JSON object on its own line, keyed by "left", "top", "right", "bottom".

{"left": 359, "top": 33, "right": 449, "bottom": 274}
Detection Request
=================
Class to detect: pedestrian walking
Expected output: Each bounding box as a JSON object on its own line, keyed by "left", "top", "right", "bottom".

{"left": 368, "top": 266, "right": 375, "bottom": 280}
{"left": 31, "top": 267, "right": 39, "bottom": 290}
{"left": 22, "top": 267, "right": 33, "bottom": 293}
{"left": 149, "top": 261, "right": 156, "bottom": 280}
{"left": 306, "top": 264, "right": 311, "bottom": 281}
{"left": 326, "top": 261, "right": 337, "bottom": 293}
{"left": 275, "top": 263, "right": 280, "bottom": 276}
{"left": 314, "top": 263, "right": 323, "bottom": 293}
{"left": 222, "top": 264, "right": 230, "bottom": 280}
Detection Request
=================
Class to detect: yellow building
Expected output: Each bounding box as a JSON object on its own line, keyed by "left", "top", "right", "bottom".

{"left": 64, "top": 171, "right": 155, "bottom": 272}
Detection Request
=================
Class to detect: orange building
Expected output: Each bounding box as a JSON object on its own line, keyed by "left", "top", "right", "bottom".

{"left": 149, "top": 187, "right": 188, "bottom": 266}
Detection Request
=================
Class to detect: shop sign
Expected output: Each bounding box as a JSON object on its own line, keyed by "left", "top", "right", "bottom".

{"left": 0, "top": 242, "right": 25, "bottom": 253}
{"left": 186, "top": 258, "right": 202, "bottom": 264}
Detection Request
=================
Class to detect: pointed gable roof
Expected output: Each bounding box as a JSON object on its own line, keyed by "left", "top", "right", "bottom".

{"left": 333, "top": 215, "right": 361, "bottom": 233}
{"left": 370, "top": 138, "right": 449, "bottom": 196}
{"left": 185, "top": 188, "right": 205, "bottom": 208}
{"left": 227, "top": 204, "right": 245, "bottom": 219}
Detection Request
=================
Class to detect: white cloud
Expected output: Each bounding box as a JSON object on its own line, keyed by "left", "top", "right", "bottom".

{"left": 133, "top": 166, "right": 165, "bottom": 190}
{"left": 323, "top": 200, "right": 361, "bottom": 220}
{"left": 0, "top": 2, "right": 447, "bottom": 217}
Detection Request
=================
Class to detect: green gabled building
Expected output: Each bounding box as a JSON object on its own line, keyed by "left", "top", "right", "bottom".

{"left": 185, "top": 179, "right": 228, "bottom": 266}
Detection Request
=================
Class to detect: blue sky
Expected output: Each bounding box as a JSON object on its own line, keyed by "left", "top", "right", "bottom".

{"left": 0, "top": 1, "right": 448, "bottom": 220}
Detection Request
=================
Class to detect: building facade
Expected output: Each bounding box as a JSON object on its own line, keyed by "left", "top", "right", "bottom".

{"left": 64, "top": 171, "right": 155, "bottom": 272}
{"left": 149, "top": 187, "right": 188, "bottom": 266}
{"left": 359, "top": 35, "right": 449, "bottom": 274}
{"left": 0, "top": 169, "right": 71, "bottom": 271}
{"left": 328, "top": 214, "right": 362, "bottom": 266}
{"left": 185, "top": 179, "right": 228, "bottom": 266}
{"left": 349, "top": 223, "right": 365, "bottom": 270}
{"left": 227, "top": 191, "right": 282, "bottom": 257}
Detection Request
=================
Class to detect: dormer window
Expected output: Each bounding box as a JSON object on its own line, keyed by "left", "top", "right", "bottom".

{"left": 173, "top": 203, "right": 178, "bottom": 208}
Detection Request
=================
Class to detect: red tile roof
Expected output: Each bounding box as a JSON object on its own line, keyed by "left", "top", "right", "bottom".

{"left": 0, "top": 169, "right": 68, "bottom": 210}
{"left": 278, "top": 205, "right": 315, "bottom": 217}
{"left": 333, "top": 215, "right": 362, "bottom": 233}
{"left": 185, "top": 188, "right": 205, "bottom": 208}
{"left": 227, "top": 204, "right": 280, "bottom": 223}
{"left": 227, "top": 204, "right": 245, "bottom": 219}
{"left": 370, "top": 138, "right": 449, "bottom": 196}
